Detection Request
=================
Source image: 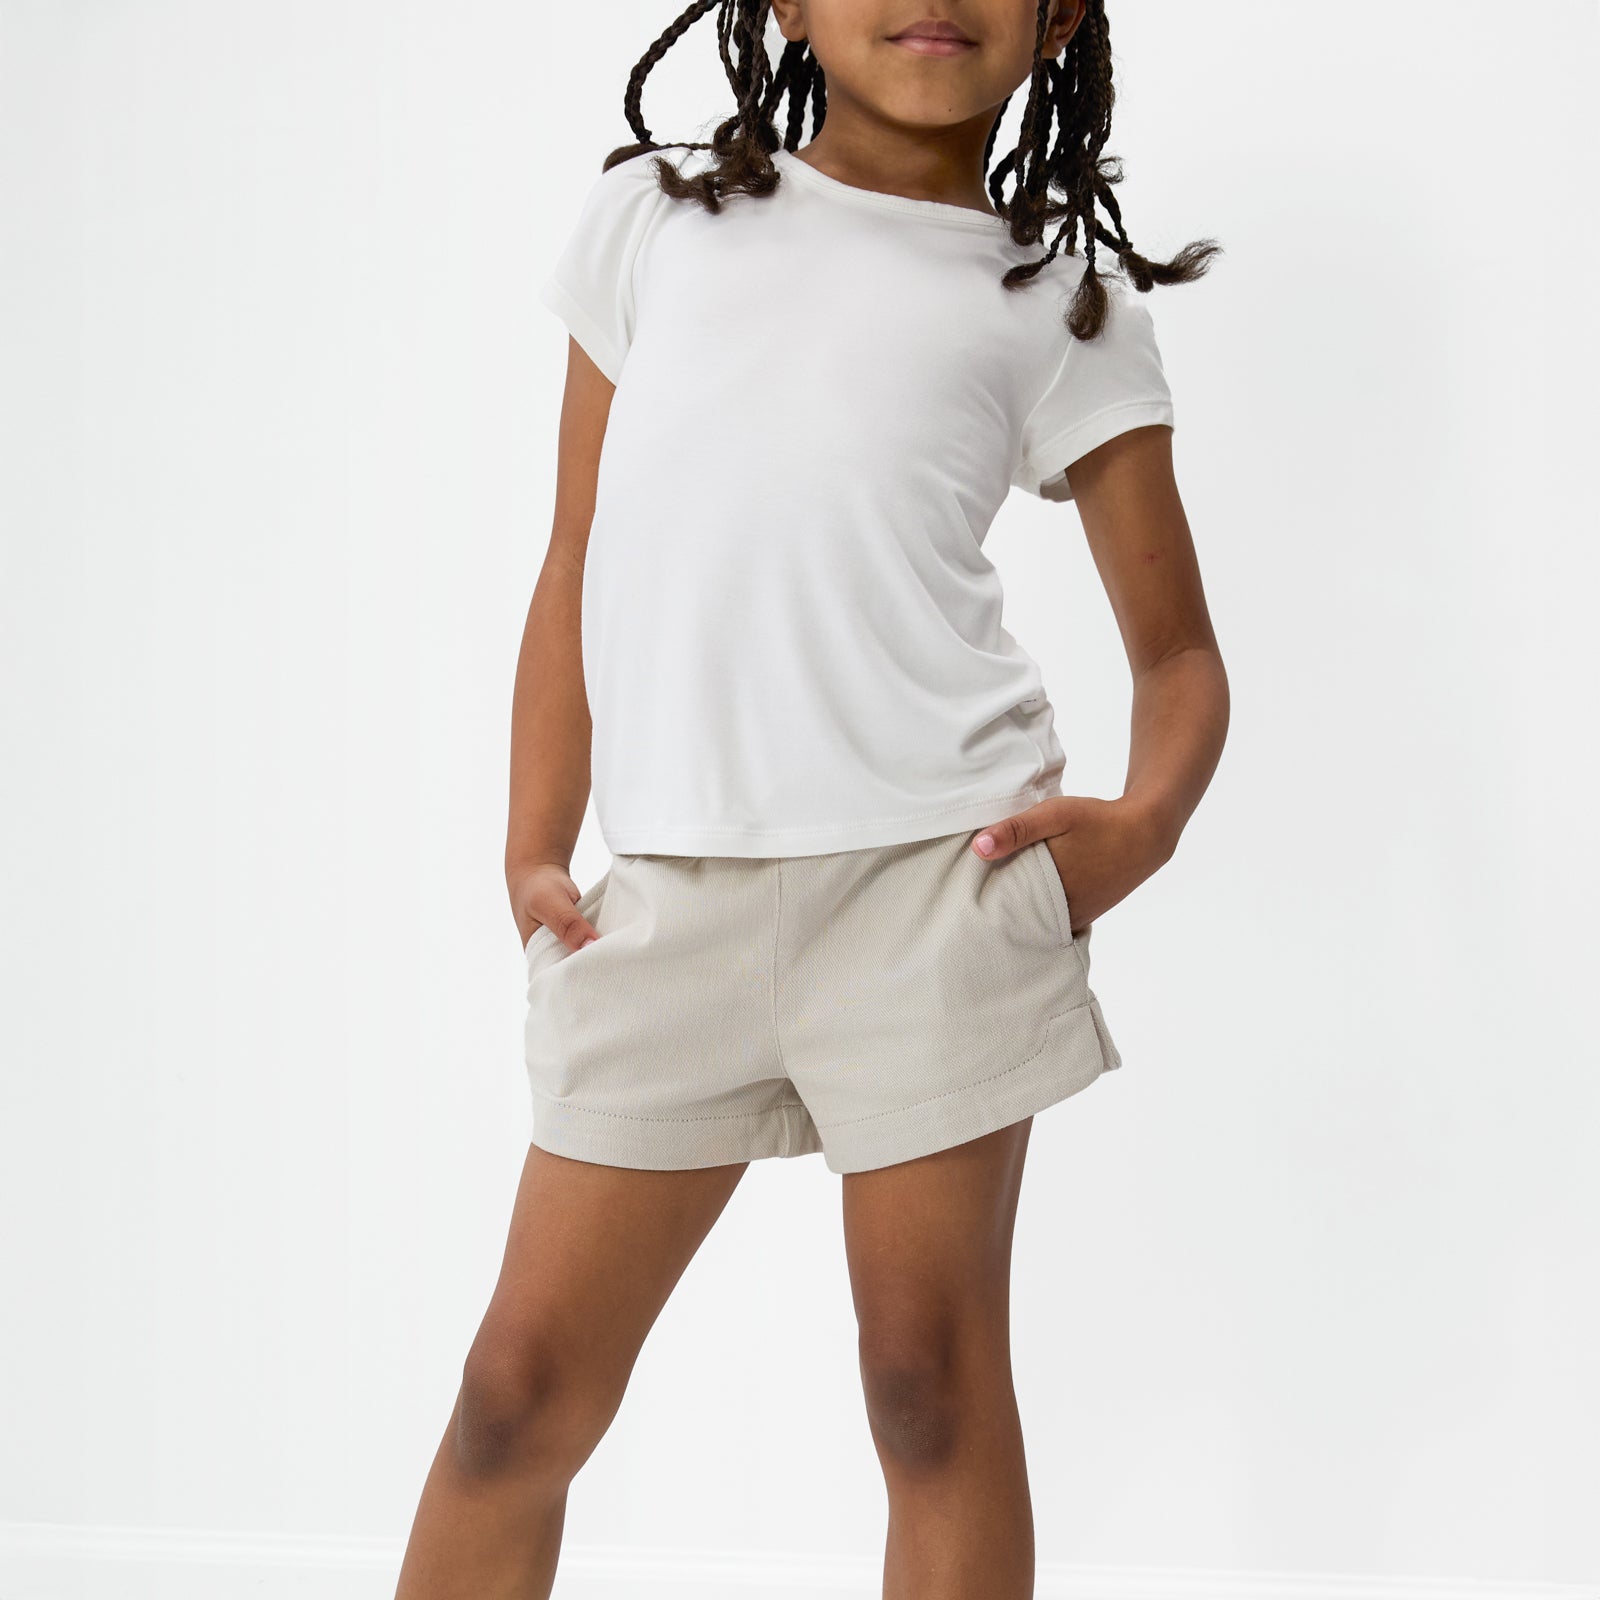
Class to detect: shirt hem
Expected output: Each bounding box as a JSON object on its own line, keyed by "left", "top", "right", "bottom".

{"left": 1020, "top": 398, "right": 1175, "bottom": 500}
{"left": 538, "top": 274, "right": 625, "bottom": 386}
{"left": 599, "top": 782, "right": 1066, "bottom": 859}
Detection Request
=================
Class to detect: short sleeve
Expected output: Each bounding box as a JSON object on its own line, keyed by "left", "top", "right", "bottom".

{"left": 1013, "top": 281, "right": 1175, "bottom": 502}
{"left": 537, "top": 152, "right": 668, "bottom": 385}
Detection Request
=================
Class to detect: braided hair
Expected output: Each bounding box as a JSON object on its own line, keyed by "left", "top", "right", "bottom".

{"left": 601, "top": 0, "right": 1218, "bottom": 341}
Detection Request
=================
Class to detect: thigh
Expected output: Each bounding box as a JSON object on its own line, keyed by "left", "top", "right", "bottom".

{"left": 470, "top": 1142, "right": 749, "bottom": 1393}
{"left": 841, "top": 1118, "right": 1032, "bottom": 1339}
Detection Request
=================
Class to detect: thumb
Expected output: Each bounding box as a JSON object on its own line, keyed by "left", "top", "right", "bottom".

{"left": 970, "top": 804, "right": 1060, "bottom": 861}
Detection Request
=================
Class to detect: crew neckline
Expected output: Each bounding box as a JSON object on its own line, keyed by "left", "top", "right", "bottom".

{"left": 772, "top": 147, "right": 1012, "bottom": 235}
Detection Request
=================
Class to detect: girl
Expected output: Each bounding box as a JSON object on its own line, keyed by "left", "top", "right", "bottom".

{"left": 396, "top": 1, "right": 1228, "bottom": 1594}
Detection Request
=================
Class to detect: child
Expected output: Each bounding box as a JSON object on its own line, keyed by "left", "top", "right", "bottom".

{"left": 396, "top": 2, "right": 1228, "bottom": 1594}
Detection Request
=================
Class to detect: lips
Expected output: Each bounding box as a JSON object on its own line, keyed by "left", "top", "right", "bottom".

{"left": 889, "top": 19, "right": 977, "bottom": 56}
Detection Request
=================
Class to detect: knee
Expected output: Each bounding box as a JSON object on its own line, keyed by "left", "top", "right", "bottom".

{"left": 454, "top": 1332, "right": 617, "bottom": 1482}
{"left": 857, "top": 1330, "right": 964, "bottom": 1472}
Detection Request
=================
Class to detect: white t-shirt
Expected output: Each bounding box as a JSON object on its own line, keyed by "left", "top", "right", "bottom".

{"left": 537, "top": 145, "right": 1175, "bottom": 858}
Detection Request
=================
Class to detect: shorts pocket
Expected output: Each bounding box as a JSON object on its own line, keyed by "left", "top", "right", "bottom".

{"left": 524, "top": 871, "right": 610, "bottom": 973}
{"left": 1030, "top": 839, "right": 1087, "bottom": 955}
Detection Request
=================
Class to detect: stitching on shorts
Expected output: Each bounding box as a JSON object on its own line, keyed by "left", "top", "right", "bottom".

{"left": 526, "top": 1087, "right": 812, "bottom": 1127}
{"left": 812, "top": 995, "right": 1098, "bottom": 1131}
{"left": 1034, "top": 842, "right": 1084, "bottom": 972}
{"left": 1029, "top": 838, "right": 1090, "bottom": 983}
{"left": 771, "top": 862, "right": 790, "bottom": 1080}
{"left": 1029, "top": 839, "right": 1070, "bottom": 947}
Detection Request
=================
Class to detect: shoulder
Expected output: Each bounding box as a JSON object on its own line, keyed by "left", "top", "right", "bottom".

{"left": 551, "top": 149, "right": 683, "bottom": 268}
{"left": 578, "top": 148, "right": 672, "bottom": 209}
{"left": 566, "top": 145, "right": 730, "bottom": 236}
{"left": 1029, "top": 259, "right": 1163, "bottom": 357}
{"left": 586, "top": 144, "right": 715, "bottom": 197}
{"left": 1041, "top": 254, "right": 1150, "bottom": 313}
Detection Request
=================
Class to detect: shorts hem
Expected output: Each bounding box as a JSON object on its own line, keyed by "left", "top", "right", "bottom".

{"left": 528, "top": 1091, "right": 824, "bottom": 1171}
{"left": 814, "top": 993, "right": 1121, "bottom": 1176}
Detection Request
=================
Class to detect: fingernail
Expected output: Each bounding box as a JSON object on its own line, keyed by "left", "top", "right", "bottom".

{"left": 581, "top": 936, "right": 598, "bottom": 947}
{"left": 974, "top": 834, "right": 996, "bottom": 855}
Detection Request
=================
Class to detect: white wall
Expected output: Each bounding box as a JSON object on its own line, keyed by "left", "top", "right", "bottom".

{"left": 2, "top": 1, "right": 1596, "bottom": 1595}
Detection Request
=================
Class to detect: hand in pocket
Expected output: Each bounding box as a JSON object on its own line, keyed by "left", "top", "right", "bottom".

{"left": 509, "top": 862, "right": 601, "bottom": 955}
{"left": 972, "top": 796, "right": 1174, "bottom": 934}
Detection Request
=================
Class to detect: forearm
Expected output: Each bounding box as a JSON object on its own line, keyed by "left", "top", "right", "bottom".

{"left": 505, "top": 557, "right": 592, "bottom": 883}
{"left": 1120, "top": 643, "right": 1229, "bottom": 858}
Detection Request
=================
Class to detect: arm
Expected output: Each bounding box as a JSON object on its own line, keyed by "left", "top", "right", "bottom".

{"left": 970, "top": 423, "right": 1229, "bottom": 928}
{"left": 1074, "top": 422, "right": 1229, "bottom": 859}
{"left": 504, "top": 336, "right": 616, "bottom": 952}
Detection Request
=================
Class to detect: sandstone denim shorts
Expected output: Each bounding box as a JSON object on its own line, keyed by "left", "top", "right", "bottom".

{"left": 522, "top": 826, "right": 1121, "bottom": 1176}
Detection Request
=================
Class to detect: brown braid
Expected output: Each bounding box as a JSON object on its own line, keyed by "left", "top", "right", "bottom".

{"left": 601, "top": 0, "right": 1219, "bottom": 340}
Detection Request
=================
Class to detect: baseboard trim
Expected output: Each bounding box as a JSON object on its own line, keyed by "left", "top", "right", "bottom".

{"left": 0, "top": 1522, "right": 1591, "bottom": 1600}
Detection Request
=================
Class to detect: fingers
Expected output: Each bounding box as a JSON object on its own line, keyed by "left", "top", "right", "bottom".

{"left": 533, "top": 899, "right": 602, "bottom": 953}
{"left": 971, "top": 823, "right": 1016, "bottom": 859}
{"left": 970, "top": 799, "right": 1072, "bottom": 861}
{"left": 969, "top": 813, "right": 1035, "bottom": 860}
{"left": 512, "top": 864, "right": 602, "bottom": 954}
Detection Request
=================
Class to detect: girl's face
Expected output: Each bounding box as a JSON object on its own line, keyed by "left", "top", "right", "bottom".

{"left": 771, "top": 0, "right": 1085, "bottom": 133}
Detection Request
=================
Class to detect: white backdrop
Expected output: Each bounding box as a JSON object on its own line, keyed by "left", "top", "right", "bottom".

{"left": 2, "top": 2, "right": 1596, "bottom": 1596}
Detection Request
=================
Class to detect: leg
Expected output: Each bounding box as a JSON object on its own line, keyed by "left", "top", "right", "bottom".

{"left": 842, "top": 1117, "right": 1035, "bottom": 1600}
{"left": 393, "top": 1141, "right": 749, "bottom": 1600}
